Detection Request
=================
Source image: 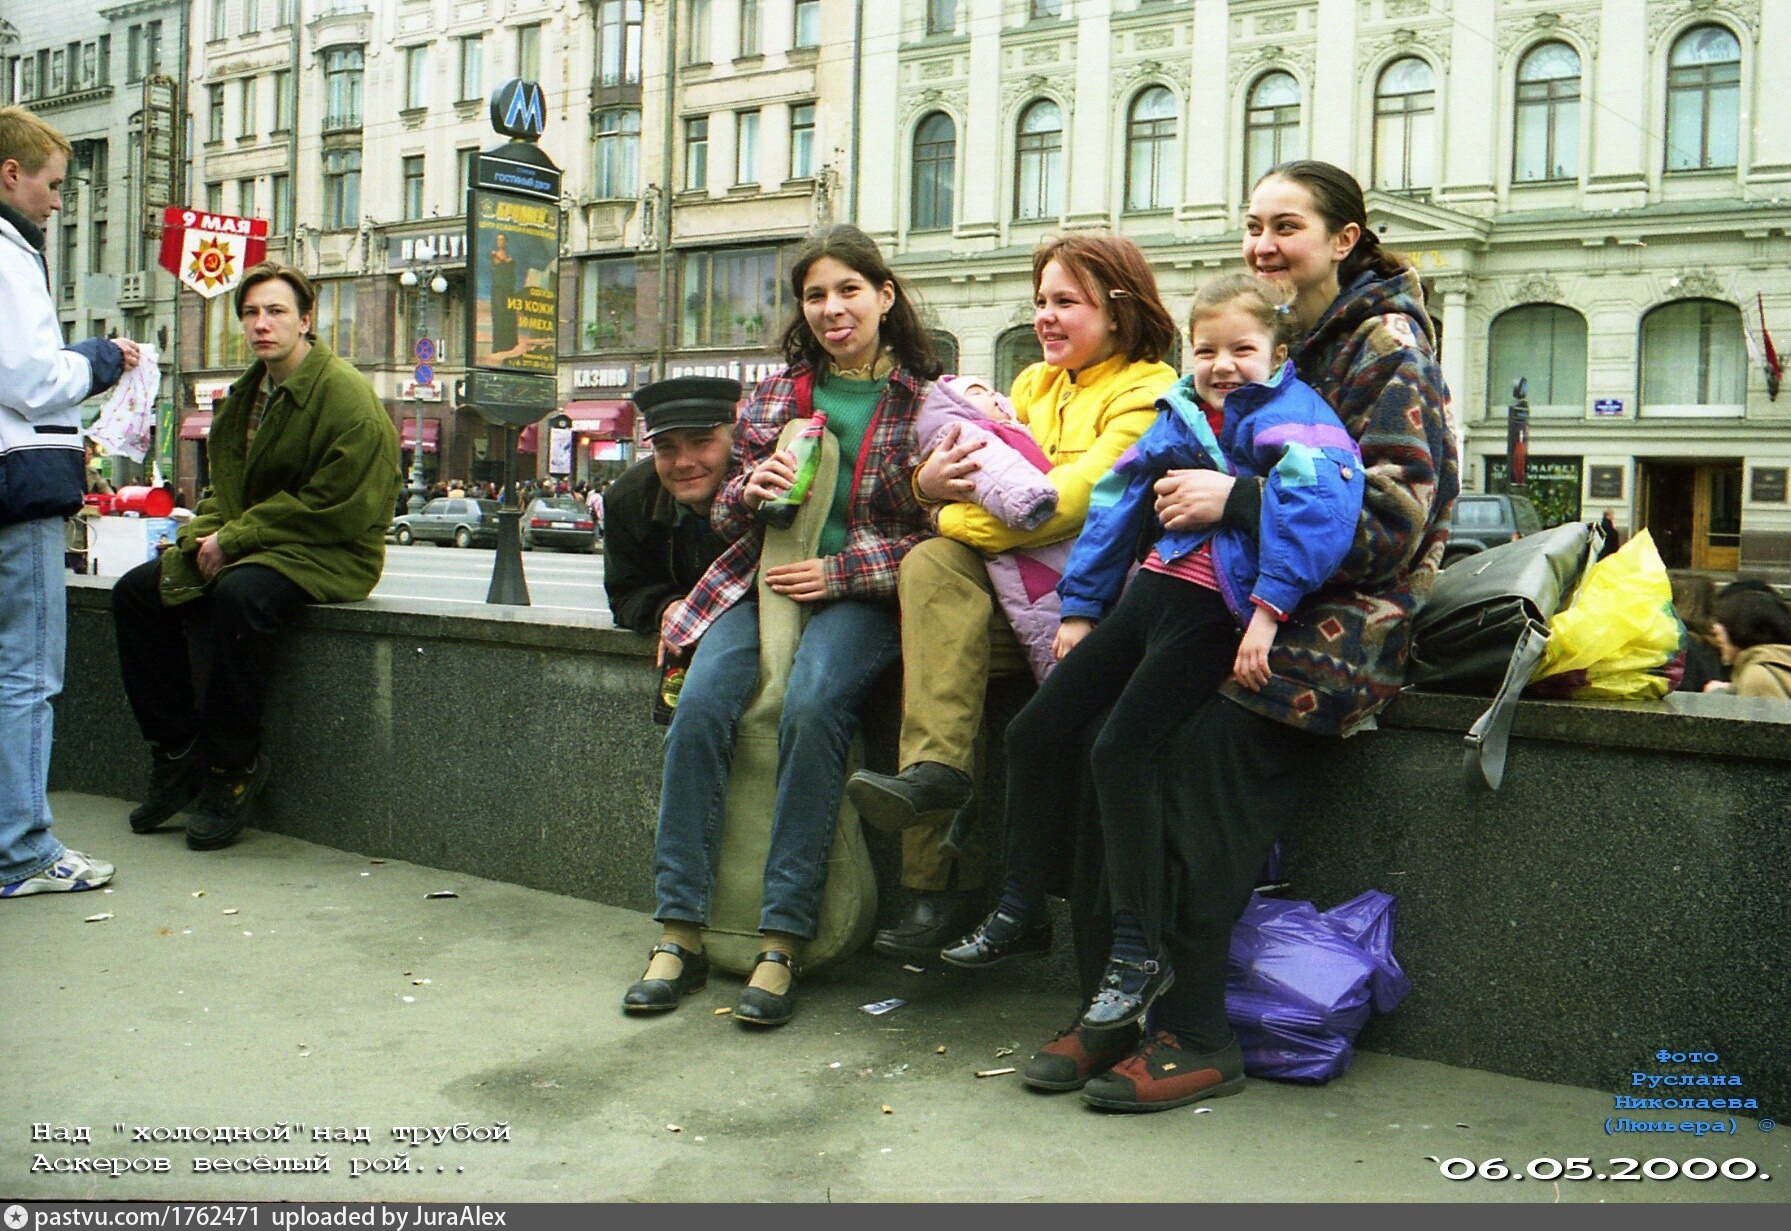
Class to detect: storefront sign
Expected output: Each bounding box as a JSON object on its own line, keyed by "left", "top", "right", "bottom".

{"left": 666, "top": 357, "right": 785, "bottom": 387}
{"left": 1588, "top": 465, "right": 1625, "bottom": 502}
{"left": 1593, "top": 398, "right": 1625, "bottom": 417}
{"left": 388, "top": 233, "right": 467, "bottom": 268}
{"left": 572, "top": 364, "right": 632, "bottom": 391}
{"left": 193, "top": 380, "right": 233, "bottom": 410}
{"left": 1751, "top": 467, "right": 1788, "bottom": 504}
{"left": 1487, "top": 455, "right": 1584, "bottom": 528}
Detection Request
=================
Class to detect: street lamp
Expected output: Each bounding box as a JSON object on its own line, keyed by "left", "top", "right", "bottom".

{"left": 398, "top": 267, "right": 449, "bottom": 513}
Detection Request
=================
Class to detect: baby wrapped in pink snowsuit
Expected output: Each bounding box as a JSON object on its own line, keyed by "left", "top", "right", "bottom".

{"left": 916, "top": 376, "right": 1071, "bottom": 682}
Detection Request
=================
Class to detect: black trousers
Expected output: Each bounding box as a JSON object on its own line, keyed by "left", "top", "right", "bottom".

{"left": 112, "top": 558, "right": 310, "bottom": 770}
{"left": 1069, "top": 694, "right": 1336, "bottom": 1051}
{"left": 1002, "top": 571, "right": 1241, "bottom": 953}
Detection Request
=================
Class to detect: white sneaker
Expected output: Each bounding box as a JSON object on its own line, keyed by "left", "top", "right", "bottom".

{"left": 0, "top": 849, "right": 115, "bottom": 897}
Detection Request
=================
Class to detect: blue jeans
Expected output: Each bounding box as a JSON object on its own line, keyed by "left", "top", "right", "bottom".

{"left": 653, "top": 598, "right": 900, "bottom": 940}
{"left": 0, "top": 517, "right": 68, "bottom": 883}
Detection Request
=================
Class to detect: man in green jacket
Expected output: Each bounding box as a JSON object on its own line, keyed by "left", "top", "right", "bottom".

{"left": 112, "top": 262, "right": 400, "bottom": 850}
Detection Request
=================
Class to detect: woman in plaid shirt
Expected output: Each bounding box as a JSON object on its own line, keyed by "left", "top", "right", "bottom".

{"left": 623, "top": 226, "right": 941, "bottom": 1028}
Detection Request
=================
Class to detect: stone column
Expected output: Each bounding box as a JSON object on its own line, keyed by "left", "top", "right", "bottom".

{"left": 1066, "top": 0, "right": 1113, "bottom": 226}
{"left": 1439, "top": 280, "right": 1471, "bottom": 465}
{"left": 1181, "top": 0, "right": 1229, "bottom": 225}
{"left": 855, "top": 0, "right": 900, "bottom": 240}
{"left": 1755, "top": 0, "right": 1791, "bottom": 182}
{"left": 957, "top": 0, "right": 1003, "bottom": 242}
{"left": 1442, "top": 0, "right": 1497, "bottom": 204}
{"left": 1311, "top": 0, "right": 1358, "bottom": 165}
{"left": 1588, "top": 0, "right": 1648, "bottom": 208}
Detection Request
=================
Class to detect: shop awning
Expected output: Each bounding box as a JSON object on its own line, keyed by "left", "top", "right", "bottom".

{"left": 564, "top": 400, "right": 635, "bottom": 439}
{"left": 179, "top": 412, "right": 213, "bottom": 440}
{"left": 399, "top": 419, "right": 442, "bottom": 452}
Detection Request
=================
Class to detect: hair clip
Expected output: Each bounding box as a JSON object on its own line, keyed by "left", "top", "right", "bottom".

{"left": 1273, "top": 303, "right": 1293, "bottom": 316}
{"left": 1108, "top": 288, "right": 1131, "bottom": 299}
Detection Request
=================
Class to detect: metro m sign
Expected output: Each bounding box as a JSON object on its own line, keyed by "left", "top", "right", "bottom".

{"left": 157, "top": 207, "right": 270, "bottom": 299}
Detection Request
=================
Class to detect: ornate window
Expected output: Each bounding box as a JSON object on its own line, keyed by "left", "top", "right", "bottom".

{"left": 1641, "top": 299, "right": 1746, "bottom": 414}
{"left": 995, "top": 325, "right": 1044, "bottom": 393}
{"left": 1014, "top": 99, "right": 1063, "bottom": 220}
{"left": 1125, "top": 86, "right": 1177, "bottom": 212}
{"left": 1665, "top": 25, "right": 1741, "bottom": 171}
{"left": 1513, "top": 42, "right": 1580, "bottom": 182}
{"left": 911, "top": 111, "right": 956, "bottom": 231}
{"left": 1244, "top": 72, "right": 1301, "bottom": 192}
{"left": 323, "top": 47, "right": 363, "bottom": 131}
{"left": 1487, "top": 305, "right": 1587, "bottom": 415}
{"left": 1373, "top": 57, "right": 1435, "bottom": 191}
{"left": 595, "top": 109, "right": 641, "bottom": 199}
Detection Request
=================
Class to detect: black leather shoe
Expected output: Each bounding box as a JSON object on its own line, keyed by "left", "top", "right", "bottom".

{"left": 622, "top": 941, "right": 710, "bottom": 1013}
{"left": 129, "top": 743, "right": 205, "bottom": 834}
{"left": 846, "top": 763, "right": 973, "bottom": 834}
{"left": 1079, "top": 954, "right": 1176, "bottom": 1031}
{"left": 734, "top": 950, "right": 798, "bottom": 1028}
{"left": 873, "top": 889, "right": 985, "bottom": 963}
{"left": 184, "top": 755, "right": 272, "bottom": 851}
{"left": 939, "top": 910, "right": 1052, "bottom": 969}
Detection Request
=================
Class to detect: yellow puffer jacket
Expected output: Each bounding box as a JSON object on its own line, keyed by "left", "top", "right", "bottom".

{"left": 937, "top": 351, "right": 1174, "bottom": 553}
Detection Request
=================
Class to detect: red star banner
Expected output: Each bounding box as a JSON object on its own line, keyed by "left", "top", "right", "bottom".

{"left": 157, "top": 206, "right": 270, "bottom": 300}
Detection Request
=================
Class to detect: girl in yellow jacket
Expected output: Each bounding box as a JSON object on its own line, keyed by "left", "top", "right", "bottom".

{"left": 846, "top": 234, "right": 1178, "bottom": 961}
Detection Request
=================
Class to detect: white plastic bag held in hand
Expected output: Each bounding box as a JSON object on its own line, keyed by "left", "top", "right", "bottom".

{"left": 87, "top": 343, "right": 162, "bottom": 462}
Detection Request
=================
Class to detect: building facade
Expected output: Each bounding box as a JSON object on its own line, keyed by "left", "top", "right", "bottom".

{"left": 2, "top": 0, "right": 186, "bottom": 483}
{"left": 860, "top": 0, "right": 1791, "bottom": 577}
{"left": 175, "top": 1, "right": 858, "bottom": 492}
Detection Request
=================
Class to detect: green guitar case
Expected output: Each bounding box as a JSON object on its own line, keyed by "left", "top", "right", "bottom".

{"left": 700, "top": 413, "right": 880, "bottom": 974}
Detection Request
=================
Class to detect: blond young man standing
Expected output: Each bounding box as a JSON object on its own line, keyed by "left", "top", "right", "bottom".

{"left": 0, "top": 106, "right": 140, "bottom": 897}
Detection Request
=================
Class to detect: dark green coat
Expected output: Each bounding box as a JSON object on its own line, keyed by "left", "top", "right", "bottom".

{"left": 163, "top": 341, "right": 400, "bottom": 606}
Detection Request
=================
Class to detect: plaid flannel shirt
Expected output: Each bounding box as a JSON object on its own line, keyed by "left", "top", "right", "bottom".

{"left": 660, "top": 362, "right": 931, "bottom": 650}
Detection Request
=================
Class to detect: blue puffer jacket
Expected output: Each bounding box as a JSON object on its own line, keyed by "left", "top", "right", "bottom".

{"left": 1058, "top": 362, "right": 1365, "bottom": 626}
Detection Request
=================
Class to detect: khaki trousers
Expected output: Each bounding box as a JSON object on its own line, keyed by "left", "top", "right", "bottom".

{"left": 895, "top": 537, "right": 1029, "bottom": 892}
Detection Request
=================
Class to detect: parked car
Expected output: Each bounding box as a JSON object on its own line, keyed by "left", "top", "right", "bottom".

{"left": 1443, "top": 493, "right": 1544, "bottom": 567}
{"left": 390, "top": 498, "right": 503, "bottom": 548}
{"left": 521, "top": 495, "right": 599, "bottom": 552}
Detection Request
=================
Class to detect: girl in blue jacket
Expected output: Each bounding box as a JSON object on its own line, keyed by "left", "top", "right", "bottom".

{"left": 943, "top": 275, "right": 1365, "bottom": 1034}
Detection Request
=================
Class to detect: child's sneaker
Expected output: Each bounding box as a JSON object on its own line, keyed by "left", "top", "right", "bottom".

{"left": 0, "top": 849, "right": 115, "bottom": 897}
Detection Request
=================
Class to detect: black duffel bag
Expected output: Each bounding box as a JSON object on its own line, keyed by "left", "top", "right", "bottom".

{"left": 1408, "top": 520, "right": 1603, "bottom": 791}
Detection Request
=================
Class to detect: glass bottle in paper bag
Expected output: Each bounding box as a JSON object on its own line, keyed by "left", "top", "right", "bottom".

{"left": 756, "top": 414, "right": 828, "bottom": 529}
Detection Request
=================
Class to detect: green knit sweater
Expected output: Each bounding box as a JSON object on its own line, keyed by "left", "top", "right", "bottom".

{"left": 812, "top": 373, "right": 887, "bottom": 558}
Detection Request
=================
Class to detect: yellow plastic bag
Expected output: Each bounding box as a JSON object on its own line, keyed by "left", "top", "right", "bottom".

{"left": 1529, "top": 528, "right": 1686, "bottom": 701}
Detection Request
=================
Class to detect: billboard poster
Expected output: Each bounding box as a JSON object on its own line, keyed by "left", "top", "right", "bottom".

{"left": 471, "top": 192, "right": 557, "bottom": 375}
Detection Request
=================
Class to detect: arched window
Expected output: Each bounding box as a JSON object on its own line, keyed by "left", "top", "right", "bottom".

{"left": 1125, "top": 86, "right": 1177, "bottom": 212}
{"left": 911, "top": 111, "right": 956, "bottom": 231}
{"left": 1487, "top": 305, "right": 1587, "bottom": 415}
{"left": 1244, "top": 72, "right": 1301, "bottom": 193}
{"left": 1641, "top": 299, "right": 1746, "bottom": 414}
{"left": 1514, "top": 42, "right": 1581, "bottom": 182}
{"left": 1015, "top": 99, "right": 1063, "bottom": 220}
{"left": 929, "top": 329, "right": 960, "bottom": 373}
{"left": 1373, "top": 57, "right": 1436, "bottom": 191}
{"left": 1666, "top": 25, "right": 1741, "bottom": 171}
{"left": 995, "top": 325, "right": 1044, "bottom": 393}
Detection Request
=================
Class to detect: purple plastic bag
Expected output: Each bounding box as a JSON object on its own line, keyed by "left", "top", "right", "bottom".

{"left": 1221, "top": 890, "right": 1409, "bottom": 1083}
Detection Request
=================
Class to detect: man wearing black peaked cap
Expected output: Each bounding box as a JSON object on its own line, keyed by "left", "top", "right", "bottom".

{"left": 603, "top": 376, "right": 742, "bottom": 646}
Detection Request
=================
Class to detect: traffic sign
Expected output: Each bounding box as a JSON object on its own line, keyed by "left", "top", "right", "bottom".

{"left": 414, "top": 337, "right": 436, "bottom": 363}
{"left": 414, "top": 363, "right": 434, "bottom": 385}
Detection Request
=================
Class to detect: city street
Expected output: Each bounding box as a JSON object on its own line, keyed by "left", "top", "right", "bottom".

{"left": 373, "top": 541, "right": 612, "bottom": 620}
